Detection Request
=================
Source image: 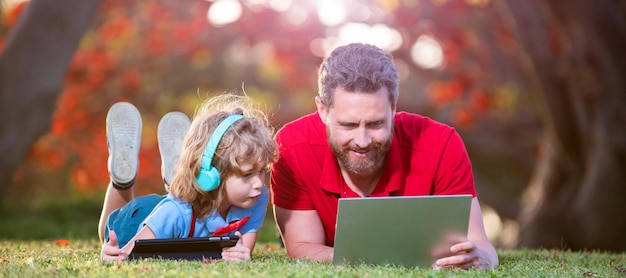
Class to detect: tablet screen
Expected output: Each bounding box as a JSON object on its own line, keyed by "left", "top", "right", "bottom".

{"left": 129, "top": 235, "right": 239, "bottom": 261}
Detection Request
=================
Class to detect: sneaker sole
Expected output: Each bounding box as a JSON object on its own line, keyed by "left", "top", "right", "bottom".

{"left": 158, "top": 111, "right": 190, "bottom": 186}
{"left": 106, "top": 102, "right": 142, "bottom": 186}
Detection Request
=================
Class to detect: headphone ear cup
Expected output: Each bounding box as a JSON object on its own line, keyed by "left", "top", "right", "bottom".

{"left": 195, "top": 114, "right": 243, "bottom": 192}
{"left": 196, "top": 166, "right": 221, "bottom": 191}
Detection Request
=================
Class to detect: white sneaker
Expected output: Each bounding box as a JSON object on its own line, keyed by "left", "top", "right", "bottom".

{"left": 157, "top": 111, "right": 190, "bottom": 188}
{"left": 106, "top": 102, "right": 142, "bottom": 189}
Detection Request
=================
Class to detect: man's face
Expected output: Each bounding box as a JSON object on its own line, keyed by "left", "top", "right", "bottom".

{"left": 316, "top": 86, "right": 394, "bottom": 175}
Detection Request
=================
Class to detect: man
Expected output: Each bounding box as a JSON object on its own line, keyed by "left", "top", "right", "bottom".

{"left": 270, "top": 43, "right": 498, "bottom": 269}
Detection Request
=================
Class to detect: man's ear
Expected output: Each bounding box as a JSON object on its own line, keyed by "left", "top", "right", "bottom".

{"left": 315, "top": 96, "right": 328, "bottom": 124}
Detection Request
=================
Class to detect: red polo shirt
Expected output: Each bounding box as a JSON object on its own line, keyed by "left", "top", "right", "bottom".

{"left": 270, "top": 112, "right": 477, "bottom": 246}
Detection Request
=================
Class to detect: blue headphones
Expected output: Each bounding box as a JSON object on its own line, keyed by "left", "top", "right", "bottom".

{"left": 196, "top": 114, "right": 244, "bottom": 191}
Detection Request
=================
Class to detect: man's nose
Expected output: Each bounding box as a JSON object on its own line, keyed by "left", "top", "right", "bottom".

{"left": 354, "top": 128, "right": 372, "bottom": 149}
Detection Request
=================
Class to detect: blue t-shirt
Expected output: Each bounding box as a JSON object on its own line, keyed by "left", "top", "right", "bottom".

{"left": 141, "top": 186, "right": 268, "bottom": 238}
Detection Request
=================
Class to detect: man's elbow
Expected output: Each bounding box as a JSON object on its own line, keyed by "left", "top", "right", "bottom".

{"left": 284, "top": 242, "right": 333, "bottom": 262}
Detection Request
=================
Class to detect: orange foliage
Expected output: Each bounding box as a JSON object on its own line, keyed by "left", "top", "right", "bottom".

{"left": 145, "top": 33, "right": 168, "bottom": 55}
{"left": 2, "top": 1, "right": 28, "bottom": 29}
{"left": 121, "top": 68, "right": 141, "bottom": 92}
{"left": 418, "top": 0, "right": 515, "bottom": 129}
{"left": 0, "top": 1, "right": 29, "bottom": 53}
{"left": 428, "top": 77, "right": 492, "bottom": 129}
{"left": 442, "top": 39, "right": 461, "bottom": 65}
{"left": 97, "top": 15, "right": 133, "bottom": 42}
{"left": 429, "top": 79, "right": 466, "bottom": 105}
{"left": 547, "top": 21, "right": 566, "bottom": 55}
{"left": 55, "top": 239, "right": 71, "bottom": 246}
{"left": 453, "top": 107, "right": 474, "bottom": 129}
{"left": 470, "top": 89, "right": 489, "bottom": 112}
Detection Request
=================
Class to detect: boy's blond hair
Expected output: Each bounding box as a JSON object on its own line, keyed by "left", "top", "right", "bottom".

{"left": 168, "top": 93, "right": 278, "bottom": 218}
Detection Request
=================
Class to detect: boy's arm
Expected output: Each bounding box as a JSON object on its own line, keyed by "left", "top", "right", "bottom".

{"left": 101, "top": 226, "right": 156, "bottom": 261}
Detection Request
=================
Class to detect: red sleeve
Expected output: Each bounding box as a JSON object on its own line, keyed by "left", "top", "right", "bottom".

{"left": 433, "top": 129, "right": 477, "bottom": 197}
{"left": 270, "top": 131, "right": 315, "bottom": 210}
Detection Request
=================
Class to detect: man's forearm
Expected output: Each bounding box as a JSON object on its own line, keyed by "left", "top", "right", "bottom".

{"left": 287, "top": 242, "right": 334, "bottom": 262}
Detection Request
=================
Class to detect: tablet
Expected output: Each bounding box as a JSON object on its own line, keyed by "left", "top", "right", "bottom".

{"left": 129, "top": 235, "right": 239, "bottom": 261}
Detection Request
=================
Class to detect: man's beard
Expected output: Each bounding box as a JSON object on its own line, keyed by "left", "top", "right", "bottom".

{"left": 330, "top": 137, "right": 392, "bottom": 175}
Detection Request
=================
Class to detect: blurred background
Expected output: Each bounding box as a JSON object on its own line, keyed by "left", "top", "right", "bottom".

{"left": 0, "top": 0, "right": 624, "bottom": 251}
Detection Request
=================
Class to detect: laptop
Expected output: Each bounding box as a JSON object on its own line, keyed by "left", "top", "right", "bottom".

{"left": 129, "top": 235, "right": 239, "bottom": 261}
{"left": 332, "top": 194, "right": 472, "bottom": 268}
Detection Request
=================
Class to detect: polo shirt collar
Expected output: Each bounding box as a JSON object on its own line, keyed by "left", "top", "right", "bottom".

{"left": 319, "top": 146, "right": 343, "bottom": 194}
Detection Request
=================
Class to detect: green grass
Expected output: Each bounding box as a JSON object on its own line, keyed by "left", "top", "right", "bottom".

{"left": 1, "top": 194, "right": 626, "bottom": 277}
{"left": 2, "top": 241, "right": 625, "bottom": 277}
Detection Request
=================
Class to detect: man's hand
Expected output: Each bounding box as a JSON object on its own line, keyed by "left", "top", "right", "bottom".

{"left": 221, "top": 231, "right": 251, "bottom": 262}
{"left": 431, "top": 234, "right": 493, "bottom": 270}
{"left": 100, "top": 230, "right": 128, "bottom": 261}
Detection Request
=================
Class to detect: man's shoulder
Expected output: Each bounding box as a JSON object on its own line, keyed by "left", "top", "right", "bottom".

{"left": 394, "top": 112, "right": 455, "bottom": 137}
{"left": 392, "top": 112, "right": 463, "bottom": 154}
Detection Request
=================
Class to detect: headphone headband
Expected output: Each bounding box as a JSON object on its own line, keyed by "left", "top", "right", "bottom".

{"left": 196, "top": 114, "right": 244, "bottom": 191}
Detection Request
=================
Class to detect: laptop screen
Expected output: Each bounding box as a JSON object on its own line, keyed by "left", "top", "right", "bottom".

{"left": 332, "top": 194, "right": 472, "bottom": 268}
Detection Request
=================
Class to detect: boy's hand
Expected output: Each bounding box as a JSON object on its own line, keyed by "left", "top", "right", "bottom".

{"left": 101, "top": 230, "right": 128, "bottom": 261}
{"left": 221, "top": 231, "right": 251, "bottom": 261}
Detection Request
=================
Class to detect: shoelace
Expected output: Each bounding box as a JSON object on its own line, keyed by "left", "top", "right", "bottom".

{"left": 212, "top": 216, "right": 251, "bottom": 236}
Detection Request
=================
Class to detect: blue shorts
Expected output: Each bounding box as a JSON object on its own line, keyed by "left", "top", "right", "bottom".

{"left": 104, "top": 194, "right": 166, "bottom": 247}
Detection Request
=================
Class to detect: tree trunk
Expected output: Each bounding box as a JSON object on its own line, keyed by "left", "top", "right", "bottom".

{"left": 0, "top": 0, "right": 103, "bottom": 200}
{"left": 500, "top": 0, "right": 626, "bottom": 251}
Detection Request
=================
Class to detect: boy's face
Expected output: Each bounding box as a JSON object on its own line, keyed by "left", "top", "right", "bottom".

{"left": 222, "top": 160, "right": 265, "bottom": 209}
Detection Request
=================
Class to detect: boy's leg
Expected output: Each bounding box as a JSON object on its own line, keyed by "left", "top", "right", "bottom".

{"left": 157, "top": 111, "right": 190, "bottom": 190}
{"left": 98, "top": 102, "right": 142, "bottom": 243}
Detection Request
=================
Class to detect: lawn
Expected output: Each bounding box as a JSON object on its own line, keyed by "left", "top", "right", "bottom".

{"left": 2, "top": 240, "right": 625, "bottom": 277}
{"left": 1, "top": 193, "right": 625, "bottom": 277}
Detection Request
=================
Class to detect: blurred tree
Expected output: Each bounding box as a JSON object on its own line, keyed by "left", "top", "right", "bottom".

{"left": 500, "top": 0, "right": 626, "bottom": 251}
{"left": 0, "top": 0, "right": 103, "bottom": 199}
